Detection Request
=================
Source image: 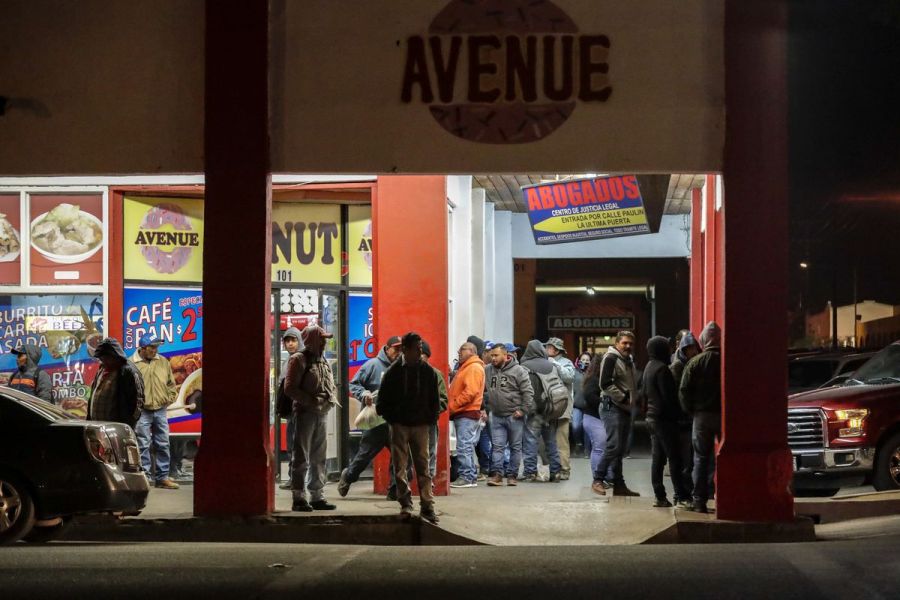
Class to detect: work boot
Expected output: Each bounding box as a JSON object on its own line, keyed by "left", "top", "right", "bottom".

{"left": 520, "top": 473, "right": 537, "bottom": 483}
{"left": 476, "top": 472, "right": 488, "bottom": 482}
{"left": 559, "top": 470, "right": 571, "bottom": 481}
{"left": 310, "top": 499, "right": 336, "bottom": 511}
{"left": 420, "top": 504, "right": 439, "bottom": 524}
{"left": 653, "top": 498, "right": 673, "bottom": 508}
{"left": 506, "top": 477, "right": 518, "bottom": 486}
{"left": 292, "top": 498, "right": 313, "bottom": 512}
{"left": 685, "top": 501, "right": 709, "bottom": 514}
{"left": 612, "top": 483, "right": 640, "bottom": 497}
{"left": 155, "top": 478, "right": 180, "bottom": 490}
{"left": 386, "top": 488, "right": 398, "bottom": 501}
{"left": 548, "top": 472, "right": 561, "bottom": 483}
{"left": 591, "top": 481, "right": 607, "bottom": 496}
{"left": 487, "top": 473, "right": 504, "bottom": 487}
{"left": 337, "top": 468, "right": 351, "bottom": 497}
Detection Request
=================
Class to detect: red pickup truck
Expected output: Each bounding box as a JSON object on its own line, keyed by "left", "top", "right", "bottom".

{"left": 788, "top": 341, "right": 900, "bottom": 495}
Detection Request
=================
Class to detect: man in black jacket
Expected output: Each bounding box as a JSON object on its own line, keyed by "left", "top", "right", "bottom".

{"left": 643, "top": 336, "right": 691, "bottom": 507}
{"left": 376, "top": 332, "right": 440, "bottom": 523}
{"left": 88, "top": 338, "right": 144, "bottom": 429}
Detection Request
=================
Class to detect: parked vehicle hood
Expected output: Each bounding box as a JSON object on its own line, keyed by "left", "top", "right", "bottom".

{"left": 789, "top": 381, "right": 900, "bottom": 410}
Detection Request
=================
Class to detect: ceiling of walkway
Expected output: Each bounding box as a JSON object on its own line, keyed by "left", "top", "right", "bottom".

{"left": 474, "top": 174, "right": 705, "bottom": 214}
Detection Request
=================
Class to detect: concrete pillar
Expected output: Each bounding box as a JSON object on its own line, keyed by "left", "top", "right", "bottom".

{"left": 493, "top": 210, "right": 514, "bottom": 343}
{"left": 372, "top": 176, "right": 450, "bottom": 497}
{"left": 195, "top": 1, "right": 273, "bottom": 516}
{"left": 448, "top": 176, "right": 473, "bottom": 350}
{"left": 717, "top": 0, "right": 794, "bottom": 522}
{"left": 470, "top": 188, "right": 486, "bottom": 338}
{"left": 483, "top": 202, "right": 496, "bottom": 340}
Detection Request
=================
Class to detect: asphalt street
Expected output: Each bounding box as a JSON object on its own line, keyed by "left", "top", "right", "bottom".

{"left": 2, "top": 535, "right": 900, "bottom": 599}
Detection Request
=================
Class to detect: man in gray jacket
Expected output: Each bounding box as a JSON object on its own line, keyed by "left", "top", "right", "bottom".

{"left": 338, "top": 336, "right": 403, "bottom": 499}
{"left": 545, "top": 337, "right": 576, "bottom": 480}
{"left": 8, "top": 344, "right": 52, "bottom": 402}
{"left": 484, "top": 344, "right": 534, "bottom": 486}
{"left": 593, "top": 331, "right": 640, "bottom": 496}
{"left": 278, "top": 327, "right": 303, "bottom": 490}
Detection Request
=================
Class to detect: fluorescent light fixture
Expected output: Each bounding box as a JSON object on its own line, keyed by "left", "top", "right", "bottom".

{"left": 586, "top": 286, "right": 596, "bottom": 296}
{"left": 536, "top": 285, "right": 649, "bottom": 295}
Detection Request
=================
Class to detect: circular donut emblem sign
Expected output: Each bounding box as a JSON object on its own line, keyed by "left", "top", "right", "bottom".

{"left": 134, "top": 204, "right": 200, "bottom": 274}
{"left": 400, "top": 0, "right": 611, "bottom": 144}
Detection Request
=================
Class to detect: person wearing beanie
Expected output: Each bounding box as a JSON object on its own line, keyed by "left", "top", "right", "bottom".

{"left": 679, "top": 321, "right": 722, "bottom": 514}
{"left": 8, "top": 344, "right": 52, "bottom": 403}
{"left": 643, "top": 336, "right": 691, "bottom": 507}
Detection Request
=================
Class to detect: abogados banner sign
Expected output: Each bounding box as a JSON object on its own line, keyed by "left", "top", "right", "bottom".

{"left": 524, "top": 175, "right": 650, "bottom": 244}
{"left": 275, "top": 0, "right": 725, "bottom": 174}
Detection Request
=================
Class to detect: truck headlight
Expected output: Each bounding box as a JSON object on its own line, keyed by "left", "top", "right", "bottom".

{"left": 835, "top": 408, "right": 869, "bottom": 437}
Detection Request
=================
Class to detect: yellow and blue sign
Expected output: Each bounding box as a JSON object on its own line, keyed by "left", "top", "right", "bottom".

{"left": 523, "top": 175, "right": 650, "bottom": 245}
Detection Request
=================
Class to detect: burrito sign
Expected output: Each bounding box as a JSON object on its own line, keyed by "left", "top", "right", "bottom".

{"left": 523, "top": 174, "right": 650, "bottom": 245}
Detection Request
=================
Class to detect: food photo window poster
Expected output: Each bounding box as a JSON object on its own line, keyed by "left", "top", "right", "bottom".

{"left": 0, "top": 195, "right": 22, "bottom": 285}
{"left": 123, "top": 196, "right": 204, "bottom": 283}
{"left": 29, "top": 195, "right": 104, "bottom": 285}
{"left": 123, "top": 287, "right": 203, "bottom": 433}
{"left": 0, "top": 294, "right": 105, "bottom": 417}
{"left": 348, "top": 205, "right": 373, "bottom": 287}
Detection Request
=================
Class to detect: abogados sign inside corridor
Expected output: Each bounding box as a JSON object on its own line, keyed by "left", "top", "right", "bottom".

{"left": 400, "top": 0, "right": 612, "bottom": 144}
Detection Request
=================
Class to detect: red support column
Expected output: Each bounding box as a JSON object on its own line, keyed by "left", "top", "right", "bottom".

{"left": 372, "top": 176, "right": 450, "bottom": 497}
{"left": 703, "top": 175, "right": 718, "bottom": 324}
{"left": 195, "top": 1, "right": 273, "bottom": 516}
{"left": 717, "top": 0, "right": 794, "bottom": 521}
{"left": 689, "top": 188, "right": 704, "bottom": 335}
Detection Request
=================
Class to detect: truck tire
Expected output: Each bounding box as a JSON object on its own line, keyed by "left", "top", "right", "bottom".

{"left": 0, "top": 474, "right": 36, "bottom": 545}
{"left": 873, "top": 432, "right": 900, "bottom": 491}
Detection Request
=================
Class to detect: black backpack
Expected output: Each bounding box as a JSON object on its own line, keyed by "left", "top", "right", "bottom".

{"left": 528, "top": 367, "right": 570, "bottom": 420}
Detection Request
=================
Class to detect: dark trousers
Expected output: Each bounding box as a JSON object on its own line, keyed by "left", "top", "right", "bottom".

{"left": 647, "top": 418, "right": 690, "bottom": 502}
{"left": 678, "top": 423, "right": 694, "bottom": 497}
{"left": 595, "top": 404, "right": 631, "bottom": 484}
{"left": 476, "top": 422, "right": 492, "bottom": 474}
{"left": 345, "top": 422, "right": 406, "bottom": 492}
{"left": 692, "top": 411, "right": 721, "bottom": 504}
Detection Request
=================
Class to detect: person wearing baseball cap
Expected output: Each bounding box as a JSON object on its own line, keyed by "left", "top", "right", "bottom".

{"left": 544, "top": 337, "right": 577, "bottom": 481}
{"left": 339, "top": 334, "right": 407, "bottom": 500}
{"left": 285, "top": 324, "right": 338, "bottom": 512}
{"left": 131, "top": 332, "right": 180, "bottom": 490}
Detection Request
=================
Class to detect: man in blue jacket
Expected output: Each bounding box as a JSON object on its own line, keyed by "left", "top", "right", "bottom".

{"left": 338, "top": 336, "right": 403, "bottom": 498}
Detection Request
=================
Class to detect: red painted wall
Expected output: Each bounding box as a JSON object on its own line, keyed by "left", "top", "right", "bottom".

{"left": 690, "top": 188, "right": 704, "bottom": 335}
{"left": 372, "top": 176, "right": 450, "bottom": 497}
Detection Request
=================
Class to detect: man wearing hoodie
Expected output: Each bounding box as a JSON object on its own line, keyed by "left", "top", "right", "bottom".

{"left": 338, "top": 336, "right": 403, "bottom": 498}
{"left": 8, "top": 344, "right": 52, "bottom": 402}
{"left": 448, "top": 340, "right": 485, "bottom": 487}
{"left": 679, "top": 322, "right": 722, "bottom": 514}
{"left": 594, "top": 331, "right": 640, "bottom": 496}
{"left": 376, "top": 332, "right": 441, "bottom": 523}
{"left": 643, "top": 336, "right": 691, "bottom": 507}
{"left": 520, "top": 340, "right": 563, "bottom": 482}
{"left": 131, "top": 332, "right": 180, "bottom": 490}
{"left": 286, "top": 325, "right": 339, "bottom": 512}
{"left": 421, "top": 340, "right": 448, "bottom": 478}
{"left": 88, "top": 338, "right": 144, "bottom": 429}
{"left": 670, "top": 330, "right": 701, "bottom": 497}
{"left": 545, "top": 337, "right": 576, "bottom": 480}
{"left": 484, "top": 343, "right": 533, "bottom": 486}
{"left": 278, "top": 327, "right": 303, "bottom": 490}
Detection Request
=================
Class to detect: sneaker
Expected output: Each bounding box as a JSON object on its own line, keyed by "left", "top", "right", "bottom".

{"left": 548, "top": 472, "right": 561, "bottom": 483}
{"left": 292, "top": 498, "right": 313, "bottom": 512}
{"left": 420, "top": 506, "right": 439, "bottom": 523}
{"left": 506, "top": 477, "right": 517, "bottom": 486}
{"left": 591, "top": 481, "right": 607, "bottom": 496}
{"left": 653, "top": 498, "right": 673, "bottom": 508}
{"left": 487, "top": 474, "right": 504, "bottom": 486}
{"left": 386, "top": 488, "right": 398, "bottom": 501}
{"left": 310, "top": 499, "right": 336, "bottom": 511}
{"left": 449, "top": 478, "right": 477, "bottom": 488}
{"left": 155, "top": 478, "right": 180, "bottom": 490}
{"left": 520, "top": 473, "right": 537, "bottom": 483}
{"left": 685, "top": 501, "right": 709, "bottom": 514}
{"left": 676, "top": 500, "right": 691, "bottom": 509}
{"left": 278, "top": 480, "right": 292, "bottom": 490}
{"left": 337, "top": 468, "right": 351, "bottom": 497}
{"left": 612, "top": 484, "right": 640, "bottom": 497}
{"left": 476, "top": 472, "right": 488, "bottom": 482}
{"left": 559, "top": 471, "right": 570, "bottom": 481}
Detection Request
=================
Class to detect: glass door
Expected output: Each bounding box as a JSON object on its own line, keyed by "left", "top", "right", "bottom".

{"left": 319, "top": 290, "right": 344, "bottom": 476}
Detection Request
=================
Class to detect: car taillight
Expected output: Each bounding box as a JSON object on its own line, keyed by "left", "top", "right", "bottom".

{"left": 85, "top": 427, "right": 117, "bottom": 464}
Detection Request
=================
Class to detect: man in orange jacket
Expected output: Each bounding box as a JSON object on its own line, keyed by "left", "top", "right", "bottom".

{"left": 448, "top": 341, "right": 485, "bottom": 488}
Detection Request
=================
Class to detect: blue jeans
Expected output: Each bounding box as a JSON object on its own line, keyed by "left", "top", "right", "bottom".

{"left": 429, "top": 422, "right": 438, "bottom": 478}
{"left": 136, "top": 407, "right": 171, "bottom": 482}
{"left": 476, "top": 421, "right": 492, "bottom": 474}
{"left": 522, "top": 414, "right": 561, "bottom": 476}
{"left": 571, "top": 407, "right": 591, "bottom": 453}
{"left": 595, "top": 404, "right": 631, "bottom": 485}
{"left": 692, "top": 411, "right": 721, "bottom": 504}
{"left": 489, "top": 414, "right": 525, "bottom": 477}
{"left": 345, "top": 422, "right": 405, "bottom": 493}
{"left": 582, "top": 413, "right": 607, "bottom": 479}
{"left": 453, "top": 417, "right": 480, "bottom": 482}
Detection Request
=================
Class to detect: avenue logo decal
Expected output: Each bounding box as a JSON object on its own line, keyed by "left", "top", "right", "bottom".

{"left": 136, "top": 204, "right": 200, "bottom": 275}
{"left": 400, "top": 0, "right": 612, "bottom": 144}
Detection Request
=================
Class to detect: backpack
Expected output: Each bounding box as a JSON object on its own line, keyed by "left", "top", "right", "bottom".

{"left": 277, "top": 355, "right": 310, "bottom": 418}
{"left": 531, "top": 368, "right": 570, "bottom": 421}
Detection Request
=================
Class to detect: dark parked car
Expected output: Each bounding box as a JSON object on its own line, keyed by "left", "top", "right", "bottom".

{"left": 787, "top": 351, "right": 875, "bottom": 394}
{"left": 0, "top": 387, "right": 149, "bottom": 544}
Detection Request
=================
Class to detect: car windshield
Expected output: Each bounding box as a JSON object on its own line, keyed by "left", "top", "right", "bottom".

{"left": 0, "top": 386, "right": 77, "bottom": 422}
{"left": 850, "top": 344, "right": 900, "bottom": 384}
{"left": 788, "top": 360, "right": 837, "bottom": 390}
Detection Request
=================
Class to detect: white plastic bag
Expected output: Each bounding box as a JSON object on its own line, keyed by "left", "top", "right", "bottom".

{"left": 354, "top": 404, "right": 385, "bottom": 430}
